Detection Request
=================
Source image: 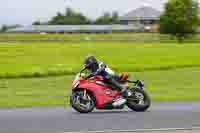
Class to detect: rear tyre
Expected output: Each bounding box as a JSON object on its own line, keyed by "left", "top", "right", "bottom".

{"left": 126, "top": 88, "right": 151, "bottom": 112}
{"left": 70, "top": 89, "right": 95, "bottom": 113}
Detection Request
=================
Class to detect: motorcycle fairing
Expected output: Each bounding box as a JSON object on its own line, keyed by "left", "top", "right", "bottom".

{"left": 74, "top": 79, "right": 120, "bottom": 109}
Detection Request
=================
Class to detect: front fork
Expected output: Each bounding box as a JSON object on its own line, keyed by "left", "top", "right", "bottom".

{"left": 83, "top": 89, "right": 87, "bottom": 100}
{"left": 135, "top": 80, "right": 145, "bottom": 90}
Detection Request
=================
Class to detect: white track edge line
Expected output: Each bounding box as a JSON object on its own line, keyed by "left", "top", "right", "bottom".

{"left": 62, "top": 127, "right": 200, "bottom": 133}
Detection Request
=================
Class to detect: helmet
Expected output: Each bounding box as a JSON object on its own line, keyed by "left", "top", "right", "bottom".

{"left": 84, "top": 55, "right": 98, "bottom": 69}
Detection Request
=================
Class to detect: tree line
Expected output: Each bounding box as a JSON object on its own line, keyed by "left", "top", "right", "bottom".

{"left": 0, "top": 24, "right": 21, "bottom": 32}
{"left": 33, "top": 8, "right": 120, "bottom": 25}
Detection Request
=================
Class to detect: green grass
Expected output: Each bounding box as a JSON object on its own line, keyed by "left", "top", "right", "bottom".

{"left": 0, "top": 76, "right": 72, "bottom": 108}
{"left": 1, "top": 33, "right": 200, "bottom": 42}
{"left": 133, "top": 68, "right": 200, "bottom": 102}
{"left": 1, "top": 41, "right": 200, "bottom": 107}
{"left": 0, "top": 33, "right": 167, "bottom": 42}
{"left": 1, "top": 67, "right": 200, "bottom": 108}
{"left": 1, "top": 42, "right": 200, "bottom": 78}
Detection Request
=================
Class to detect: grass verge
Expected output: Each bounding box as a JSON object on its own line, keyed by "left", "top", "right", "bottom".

{"left": 0, "top": 67, "right": 200, "bottom": 108}
{"left": 1, "top": 42, "right": 200, "bottom": 78}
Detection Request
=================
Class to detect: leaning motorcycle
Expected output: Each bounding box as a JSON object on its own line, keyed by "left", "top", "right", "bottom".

{"left": 70, "top": 68, "right": 151, "bottom": 113}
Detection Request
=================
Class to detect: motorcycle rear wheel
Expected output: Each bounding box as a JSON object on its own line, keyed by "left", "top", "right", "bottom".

{"left": 126, "top": 88, "right": 151, "bottom": 112}
{"left": 70, "top": 89, "right": 95, "bottom": 113}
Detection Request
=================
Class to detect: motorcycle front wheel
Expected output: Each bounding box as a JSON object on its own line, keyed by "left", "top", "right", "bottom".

{"left": 70, "top": 89, "right": 95, "bottom": 113}
{"left": 126, "top": 88, "right": 151, "bottom": 112}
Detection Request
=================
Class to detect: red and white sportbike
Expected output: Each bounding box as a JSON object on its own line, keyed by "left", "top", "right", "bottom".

{"left": 70, "top": 68, "right": 151, "bottom": 113}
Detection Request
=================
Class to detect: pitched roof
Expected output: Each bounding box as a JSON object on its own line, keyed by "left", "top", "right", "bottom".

{"left": 120, "top": 6, "right": 161, "bottom": 21}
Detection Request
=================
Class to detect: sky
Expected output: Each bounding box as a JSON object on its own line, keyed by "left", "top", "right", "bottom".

{"left": 0, "top": 0, "right": 168, "bottom": 27}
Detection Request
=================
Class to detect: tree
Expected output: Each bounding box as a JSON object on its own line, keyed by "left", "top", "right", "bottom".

{"left": 32, "top": 21, "right": 41, "bottom": 25}
{"left": 110, "top": 11, "right": 120, "bottom": 24}
{"left": 160, "top": 0, "right": 200, "bottom": 42}
{"left": 1, "top": 25, "right": 8, "bottom": 32}
{"left": 49, "top": 12, "right": 66, "bottom": 25}
{"left": 1, "top": 24, "right": 21, "bottom": 32}
{"left": 95, "top": 12, "right": 111, "bottom": 24}
{"left": 48, "top": 8, "right": 90, "bottom": 25}
{"left": 95, "top": 11, "right": 120, "bottom": 24}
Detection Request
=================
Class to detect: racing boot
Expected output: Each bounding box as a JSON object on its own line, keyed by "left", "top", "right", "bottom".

{"left": 112, "top": 87, "right": 132, "bottom": 107}
{"left": 111, "top": 79, "right": 131, "bottom": 107}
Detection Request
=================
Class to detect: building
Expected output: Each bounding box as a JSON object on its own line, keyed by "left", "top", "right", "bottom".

{"left": 7, "top": 6, "right": 161, "bottom": 33}
{"left": 7, "top": 25, "right": 142, "bottom": 33}
{"left": 119, "top": 6, "right": 161, "bottom": 32}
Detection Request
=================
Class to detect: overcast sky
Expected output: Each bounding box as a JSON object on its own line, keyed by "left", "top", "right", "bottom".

{"left": 0, "top": 0, "right": 168, "bottom": 27}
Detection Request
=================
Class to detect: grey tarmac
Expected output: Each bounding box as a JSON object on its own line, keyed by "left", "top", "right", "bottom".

{"left": 0, "top": 102, "right": 200, "bottom": 133}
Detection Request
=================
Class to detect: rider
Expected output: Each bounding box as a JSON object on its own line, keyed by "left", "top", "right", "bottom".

{"left": 84, "top": 55, "right": 131, "bottom": 105}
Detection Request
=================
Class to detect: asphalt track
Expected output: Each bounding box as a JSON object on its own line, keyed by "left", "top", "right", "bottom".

{"left": 1, "top": 102, "right": 200, "bottom": 133}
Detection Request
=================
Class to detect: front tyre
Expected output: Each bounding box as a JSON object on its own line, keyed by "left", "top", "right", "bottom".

{"left": 70, "top": 89, "right": 95, "bottom": 113}
{"left": 126, "top": 88, "right": 151, "bottom": 112}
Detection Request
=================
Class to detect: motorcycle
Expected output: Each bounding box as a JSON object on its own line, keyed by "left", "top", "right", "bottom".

{"left": 70, "top": 68, "right": 151, "bottom": 113}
